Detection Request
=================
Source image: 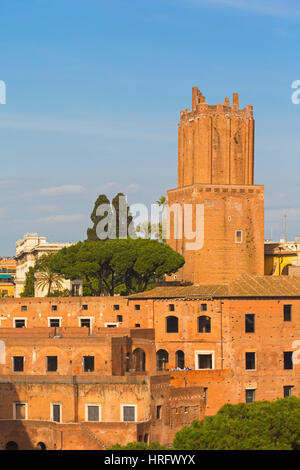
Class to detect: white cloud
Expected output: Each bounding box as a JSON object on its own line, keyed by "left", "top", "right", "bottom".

{"left": 125, "top": 183, "right": 141, "bottom": 194}
{"left": 95, "top": 182, "right": 117, "bottom": 193}
{"left": 37, "top": 214, "right": 87, "bottom": 224}
{"left": 39, "top": 185, "right": 85, "bottom": 197}
{"left": 0, "top": 112, "right": 173, "bottom": 143}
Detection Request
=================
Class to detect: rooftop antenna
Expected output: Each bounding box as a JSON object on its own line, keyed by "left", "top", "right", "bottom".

{"left": 284, "top": 213, "right": 288, "bottom": 242}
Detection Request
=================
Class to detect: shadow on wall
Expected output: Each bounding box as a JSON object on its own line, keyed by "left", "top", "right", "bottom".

{"left": 0, "top": 382, "right": 49, "bottom": 450}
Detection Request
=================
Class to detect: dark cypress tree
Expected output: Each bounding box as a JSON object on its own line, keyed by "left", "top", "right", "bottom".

{"left": 87, "top": 194, "right": 111, "bottom": 241}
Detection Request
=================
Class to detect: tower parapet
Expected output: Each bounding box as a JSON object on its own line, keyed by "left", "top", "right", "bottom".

{"left": 178, "top": 87, "right": 255, "bottom": 187}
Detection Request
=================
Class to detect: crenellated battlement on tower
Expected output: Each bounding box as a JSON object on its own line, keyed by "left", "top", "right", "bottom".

{"left": 179, "top": 87, "right": 253, "bottom": 122}
{"left": 177, "top": 86, "right": 255, "bottom": 188}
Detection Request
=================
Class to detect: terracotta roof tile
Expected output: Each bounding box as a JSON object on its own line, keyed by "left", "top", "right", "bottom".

{"left": 129, "top": 274, "right": 300, "bottom": 299}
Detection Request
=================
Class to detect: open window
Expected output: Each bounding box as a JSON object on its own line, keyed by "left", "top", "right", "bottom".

{"left": 197, "top": 316, "right": 211, "bottom": 333}
{"left": 175, "top": 350, "right": 185, "bottom": 369}
{"left": 83, "top": 356, "right": 94, "bottom": 372}
{"left": 245, "top": 352, "right": 256, "bottom": 370}
{"left": 166, "top": 316, "right": 178, "bottom": 333}
{"left": 245, "top": 314, "right": 255, "bottom": 333}
{"left": 13, "top": 356, "right": 24, "bottom": 372}
{"left": 284, "top": 351, "right": 293, "bottom": 370}
{"left": 195, "top": 351, "right": 214, "bottom": 370}
{"left": 46, "top": 356, "right": 58, "bottom": 372}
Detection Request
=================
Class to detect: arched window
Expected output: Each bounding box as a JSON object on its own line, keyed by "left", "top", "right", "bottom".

{"left": 282, "top": 264, "right": 292, "bottom": 276}
{"left": 166, "top": 316, "right": 178, "bottom": 333}
{"left": 175, "top": 350, "right": 185, "bottom": 369}
{"left": 144, "top": 434, "right": 148, "bottom": 443}
{"left": 198, "top": 316, "right": 211, "bottom": 333}
{"left": 6, "top": 441, "right": 18, "bottom": 450}
{"left": 133, "top": 348, "right": 146, "bottom": 372}
{"left": 36, "top": 442, "right": 46, "bottom": 450}
{"left": 156, "top": 349, "right": 169, "bottom": 371}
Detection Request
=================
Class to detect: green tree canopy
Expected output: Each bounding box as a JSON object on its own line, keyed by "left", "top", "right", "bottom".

{"left": 173, "top": 397, "right": 300, "bottom": 450}
{"left": 51, "top": 238, "right": 185, "bottom": 296}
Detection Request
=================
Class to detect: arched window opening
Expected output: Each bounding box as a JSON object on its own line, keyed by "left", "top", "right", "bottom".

{"left": 133, "top": 348, "right": 146, "bottom": 372}
{"left": 198, "top": 316, "right": 211, "bottom": 333}
{"left": 175, "top": 350, "right": 185, "bottom": 369}
{"left": 36, "top": 442, "right": 46, "bottom": 450}
{"left": 6, "top": 441, "right": 18, "bottom": 450}
{"left": 156, "top": 349, "right": 169, "bottom": 371}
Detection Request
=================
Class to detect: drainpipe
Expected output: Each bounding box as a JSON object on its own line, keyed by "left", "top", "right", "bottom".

{"left": 220, "top": 301, "right": 224, "bottom": 370}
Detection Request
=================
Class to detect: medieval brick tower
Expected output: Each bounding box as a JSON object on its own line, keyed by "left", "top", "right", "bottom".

{"left": 167, "top": 87, "right": 264, "bottom": 285}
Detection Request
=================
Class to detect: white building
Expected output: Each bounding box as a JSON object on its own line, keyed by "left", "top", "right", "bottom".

{"left": 15, "top": 233, "right": 82, "bottom": 298}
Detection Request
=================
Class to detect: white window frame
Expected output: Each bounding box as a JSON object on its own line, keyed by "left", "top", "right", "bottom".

{"left": 195, "top": 350, "right": 215, "bottom": 370}
{"left": 48, "top": 317, "right": 62, "bottom": 327}
{"left": 78, "top": 317, "right": 93, "bottom": 334}
{"left": 51, "top": 402, "right": 62, "bottom": 423}
{"left": 235, "top": 230, "right": 243, "bottom": 244}
{"left": 85, "top": 403, "right": 102, "bottom": 422}
{"left": 13, "top": 401, "right": 28, "bottom": 420}
{"left": 13, "top": 317, "right": 27, "bottom": 328}
{"left": 104, "top": 322, "right": 119, "bottom": 328}
{"left": 121, "top": 404, "right": 137, "bottom": 422}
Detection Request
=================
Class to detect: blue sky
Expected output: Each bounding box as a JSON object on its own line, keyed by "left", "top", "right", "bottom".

{"left": 1, "top": 0, "right": 300, "bottom": 255}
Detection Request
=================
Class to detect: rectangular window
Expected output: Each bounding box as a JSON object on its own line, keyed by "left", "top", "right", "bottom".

{"left": 197, "top": 354, "right": 213, "bottom": 370}
{"left": 284, "top": 305, "right": 292, "bottom": 322}
{"left": 283, "top": 385, "right": 294, "bottom": 398}
{"left": 235, "top": 230, "right": 243, "bottom": 243}
{"left": 201, "top": 304, "right": 207, "bottom": 312}
{"left": 245, "top": 389, "right": 255, "bottom": 403}
{"left": 245, "top": 352, "right": 256, "bottom": 370}
{"left": 14, "top": 402, "right": 27, "bottom": 420}
{"left": 21, "top": 305, "right": 27, "bottom": 312}
{"left": 135, "top": 324, "right": 140, "bottom": 328}
{"left": 83, "top": 356, "right": 94, "bottom": 372}
{"left": 14, "top": 319, "right": 26, "bottom": 328}
{"left": 86, "top": 405, "right": 101, "bottom": 422}
{"left": 82, "top": 305, "right": 88, "bottom": 311}
{"left": 156, "top": 405, "right": 162, "bottom": 419}
{"left": 122, "top": 405, "right": 136, "bottom": 422}
{"left": 49, "top": 318, "right": 61, "bottom": 327}
{"left": 80, "top": 318, "right": 91, "bottom": 329}
{"left": 52, "top": 404, "right": 61, "bottom": 423}
{"left": 117, "top": 315, "right": 123, "bottom": 323}
{"left": 113, "top": 305, "right": 119, "bottom": 311}
{"left": 105, "top": 323, "right": 118, "bottom": 328}
{"left": 52, "top": 305, "right": 58, "bottom": 312}
{"left": 135, "top": 305, "right": 140, "bottom": 311}
{"left": 169, "top": 304, "right": 175, "bottom": 312}
{"left": 284, "top": 351, "right": 293, "bottom": 370}
{"left": 245, "top": 314, "right": 255, "bottom": 333}
{"left": 47, "top": 356, "right": 58, "bottom": 372}
{"left": 13, "top": 356, "right": 24, "bottom": 372}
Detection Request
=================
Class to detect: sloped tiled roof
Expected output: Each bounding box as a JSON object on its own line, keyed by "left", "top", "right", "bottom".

{"left": 129, "top": 274, "right": 300, "bottom": 299}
